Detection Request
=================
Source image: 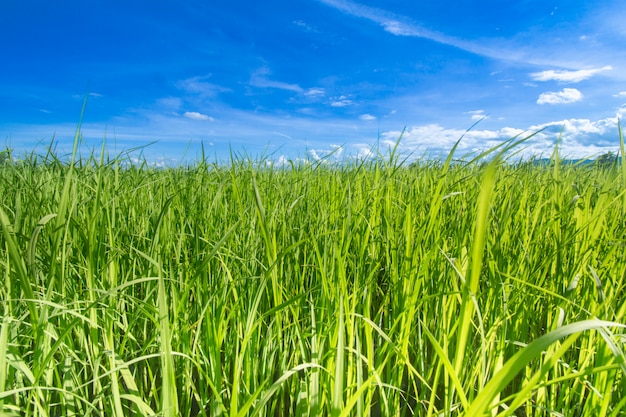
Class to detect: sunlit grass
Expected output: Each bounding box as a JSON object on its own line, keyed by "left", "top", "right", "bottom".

{"left": 0, "top": 129, "right": 625, "bottom": 416}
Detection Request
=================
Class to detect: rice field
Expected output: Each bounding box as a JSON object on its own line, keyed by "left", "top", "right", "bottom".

{"left": 1, "top": 131, "right": 625, "bottom": 416}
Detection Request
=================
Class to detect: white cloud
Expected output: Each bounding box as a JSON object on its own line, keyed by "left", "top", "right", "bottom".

{"left": 176, "top": 75, "right": 229, "bottom": 97}
{"left": 72, "top": 92, "right": 103, "bottom": 100}
{"left": 523, "top": 116, "right": 622, "bottom": 157}
{"left": 414, "top": 114, "right": 626, "bottom": 158}
{"left": 330, "top": 144, "right": 344, "bottom": 158}
{"left": 293, "top": 20, "right": 318, "bottom": 32}
{"left": 272, "top": 155, "right": 290, "bottom": 167}
{"left": 499, "top": 127, "right": 525, "bottom": 138}
{"left": 355, "top": 146, "right": 374, "bottom": 160}
{"left": 380, "top": 139, "right": 398, "bottom": 148}
{"left": 307, "top": 145, "right": 345, "bottom": 162}
{"left": 8, "top": 104, "right": 623, "bottom": 164}
{"left": 382, "top": 124, "right": 499, "bottom": 151}
{"left": 380, "top": 19, "right": 419, "bottom": 36}
{"left": 250, "top": 67, "right": 303, "bottom": 92}
{"left": 467, "top": 110, "right": 487, "bottom": 121}
{"left": 309, "top": 149, "right": 321, "bottom": 161}
{"left": 330, "top": 95, "right": 352, "bottom": 107}
{"left": 305, "top": 88, "right": 325, "bottom": 97}
{"left": 530, "top": 66, "right": 612, "bottom": 83}
{"left": 537, "top": 88, "right": 583, "bottom": 105}
{"left": 156, "top": 97, "right": 183, "bottom": 110}
{"left": 315, "top": 0, "right": 530, "bottom": 63}
{"left": 320, "top": 0, "right": 623, "bottom": 71}
{"left": 374, "top": 124, "right": 513, "bottom": 160}
{"left": 318, "top": 0, "right": 420, "bottom": 37}
{"left": 528, "top": 117, "right": 615, "bottom": 137}
{"left": 359, "top": 114, "right": 376, "bottom": 121}
{"left": 316, "top": 0, "right": 507, "bottom": 61}
{"left": 272, "top": 131, "right": 293, "bottom": 140}
{"left": 375, "top": 115, "right": 622, "bottom": 161}
{"left": 183, "top": 111, "right": 214, "bottom": 121}
{"left": 614, "top": 91, "right": 626, "bottom": 98}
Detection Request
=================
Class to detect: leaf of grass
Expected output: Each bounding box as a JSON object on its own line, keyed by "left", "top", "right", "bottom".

{"left": 331, "top": 297, "right": 345, "bottom": 417}
{"left": 248, "top": 363, "right": 324, "bottom": 417}
{"left": 465, "top": 320, "right": 626, "bottom": 416}
{"left": 158, "top": 266, "right": 178, "bottom": 417}
{"left": 0, "top": 316, "right": 9, "bottom": 405}
{"left": 0, "top": 207, "right": 37, "bottom": 323}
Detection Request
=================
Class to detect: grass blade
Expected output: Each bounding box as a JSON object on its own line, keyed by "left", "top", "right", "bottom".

{"left": 466, "top": 320, "right": 626, "bottom": 416}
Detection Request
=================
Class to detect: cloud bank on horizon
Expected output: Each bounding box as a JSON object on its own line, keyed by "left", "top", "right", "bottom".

{"left": 1, "top": 0, "right": 625, "bottom": 163}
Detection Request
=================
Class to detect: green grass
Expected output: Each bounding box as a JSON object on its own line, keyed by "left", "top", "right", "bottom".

{"left": 0, "top": 131, "right": 625, "bottom": 416}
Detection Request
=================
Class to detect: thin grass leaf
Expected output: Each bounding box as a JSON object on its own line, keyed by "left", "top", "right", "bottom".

{"left": 466, "top": 320, "right": 626, "bottom": 416}
{"left": 332, "top": 297, "right": 345, "bottom": 417}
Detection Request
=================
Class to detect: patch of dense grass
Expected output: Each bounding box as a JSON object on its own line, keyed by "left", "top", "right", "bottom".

{"left": 0, "top": 134, "right": 625, "bottom": 416}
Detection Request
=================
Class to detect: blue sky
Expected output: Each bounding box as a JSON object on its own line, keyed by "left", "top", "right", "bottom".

{"left": 2, "top": 0, "right": 625, "bottom": 164}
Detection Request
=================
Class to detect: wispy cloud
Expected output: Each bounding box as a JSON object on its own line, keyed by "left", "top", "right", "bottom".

{"left": 250, "top": 67, "right": 303, "bottom": 92}
{"left": 155, "top": 97, "right": 183, "bottom": 110}
{"left": 467, "top": 110, "right": 487, "bottom": 121}
{"left": 318, "top": 0, "right": 431, "bottom": 37}
{"left": 330, "top": 95, "right": 352, "bottom": 107}
{"left": 305, "top": 88, "right": 325, "bottom": 97}
{"left": 316, "top": 0, "right": 525, "bottom": 63}
{"left": 318, "top": 0, "right": 451, "bottom": 41}
{"left": 293, "top": 20, "right": 318, "bottom": 33}
{"left": 176, "top": 75, "right": 229, "bottom": 97}
{"left": 359, "top": 114, "right": 376, "bottom": 121}
{"left": 317, "top": 0, "right": 625, "bottom": 70}
{"left": 614, "top": 91, "right": 626, "bottom": 98}
{"left": 71, "top": 92, "right": 103, "bottom": 100}
{"left": 531, "top": 66, "right": 612, "bottom": 83}
{"left": 537, "top": 88, "right": 583, "bottom": 105}
{"left": 309, "top": 146, "right": 344, "bottom": 161}
{"left": 183, "top": 111, "right": 214, "bottom": 121}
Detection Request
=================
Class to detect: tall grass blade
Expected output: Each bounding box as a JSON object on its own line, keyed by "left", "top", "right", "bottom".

{"left": 453, "top": 154, "right": 498, "bottom": 385}
{"left": 332, "top": 297, "right": 345, "bottom": 417}
{"left": 0, "top": 316, "right": 9, "bottom": 412}
{"left": 158, "top": 266, "right": 179, "bottom": 417}
{"left": 0, "top": 208, "right": 37, "bottom": 323}
{"left": 466, "top": 320, "right": 626, "bottom": 416}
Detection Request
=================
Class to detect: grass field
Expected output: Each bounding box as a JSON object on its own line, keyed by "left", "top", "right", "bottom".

{"left": 1, "top": 131, "right": 626, "bottom": 416}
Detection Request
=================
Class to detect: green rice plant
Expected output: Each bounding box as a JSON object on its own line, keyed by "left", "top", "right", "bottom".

{"left": 0, "top": 126, "right": 625, "bottom": 416}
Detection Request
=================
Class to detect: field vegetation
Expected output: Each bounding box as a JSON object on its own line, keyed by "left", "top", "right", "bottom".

{"left": 1, "top": 129, "right": 626, "bottom": 416}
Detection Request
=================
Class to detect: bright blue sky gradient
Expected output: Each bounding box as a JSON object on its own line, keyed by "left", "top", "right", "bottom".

{"left": 2, "top": 0, "right": 625, "bottom": 164}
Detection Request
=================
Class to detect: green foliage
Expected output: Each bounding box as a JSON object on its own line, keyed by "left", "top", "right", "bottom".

{"left": 596, "top": 151, "right": 618, "bottom": 166}
{"left": 0, "top": 148, "right": 11, "bottom": 165}
{"left": 0, "top": 135, "right": 625, "bottom": 416}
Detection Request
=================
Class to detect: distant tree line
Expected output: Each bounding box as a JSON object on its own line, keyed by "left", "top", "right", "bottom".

{"left": 596, "top": 151, "right": 618, "bottom": 166}
{"left": 0, "top": 148, "right": 11, "bottom": 165}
